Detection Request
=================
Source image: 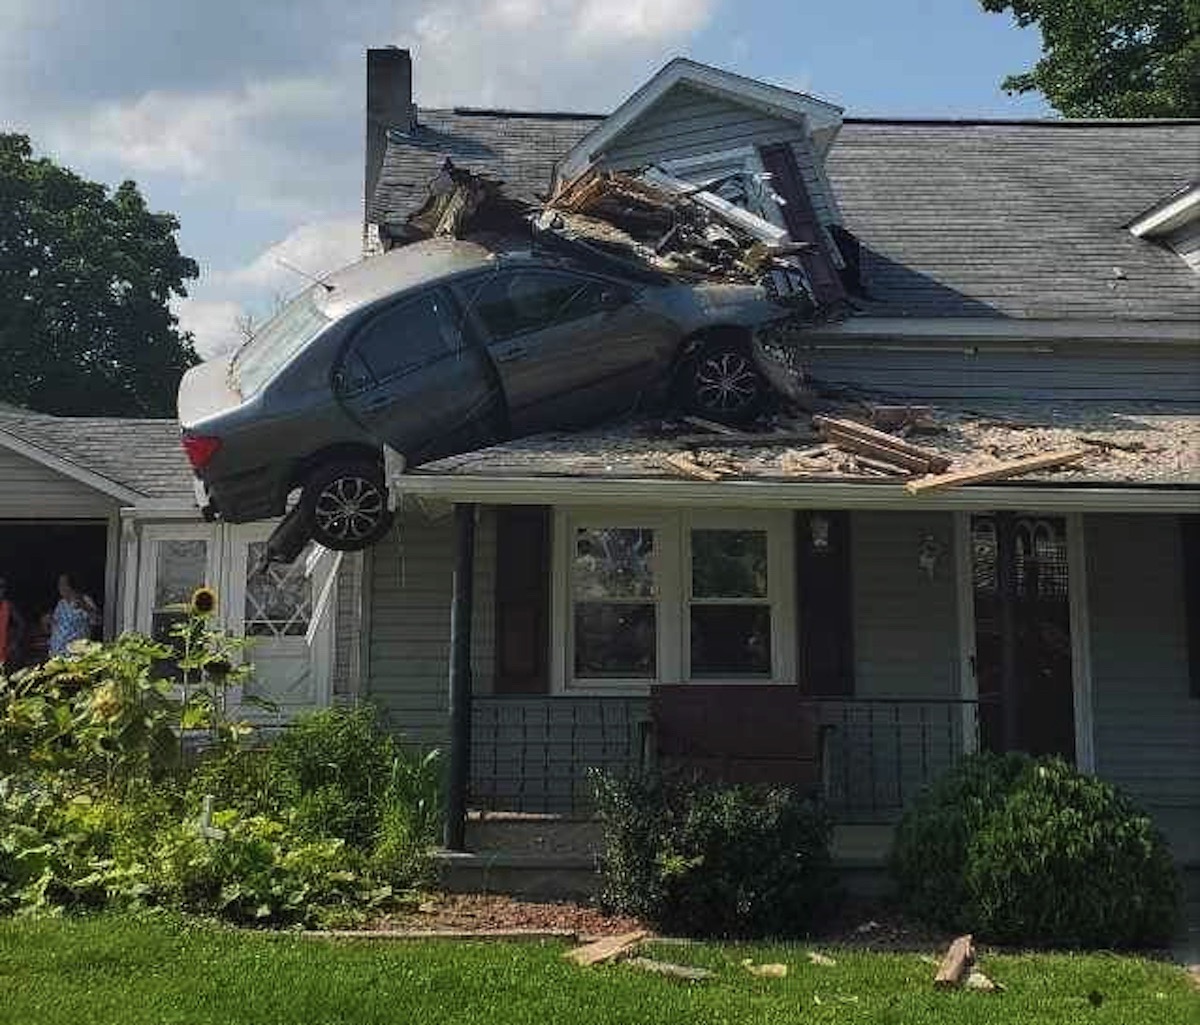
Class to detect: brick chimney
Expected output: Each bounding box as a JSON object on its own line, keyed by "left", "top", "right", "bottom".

{"left": 365, "top": 47, "right": 417, "bottom": 226}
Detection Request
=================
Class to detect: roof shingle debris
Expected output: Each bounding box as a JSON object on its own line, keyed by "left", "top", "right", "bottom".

{"left": 416, "top": 400, "right": 1200, "bottom": 490}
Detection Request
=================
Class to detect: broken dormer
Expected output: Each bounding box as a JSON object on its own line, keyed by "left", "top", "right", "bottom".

{"left": 554, "top": 58, "right": 850, "bottom": 302}
{"left": 1128, "top": 181, "right": 1200, "bottom": 274}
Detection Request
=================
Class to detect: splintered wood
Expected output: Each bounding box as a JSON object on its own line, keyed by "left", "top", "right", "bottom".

{"left": 933, "top": 934, "right": 975, "bottom": 989}
{"left": 906, "top": 448, "right": 1090, "bottom": 494}
{"left": 564, "top": 930, "right": 648, "bottom": 966}
{"left": 663, "top": 453, "right": 724, "bottom": 481}
{"left": 813, "top": 415, "right": 951, "bottom": 475}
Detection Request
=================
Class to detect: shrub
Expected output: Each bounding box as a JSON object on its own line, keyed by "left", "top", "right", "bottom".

{"left": 890, "top": 750, "right": 1029, "bottom": 930}
{"left": 593, "top": 770, "right": 839, "bottom": 938}
{"left": 891, "top": 753, "right": 1180, "bottom": 947}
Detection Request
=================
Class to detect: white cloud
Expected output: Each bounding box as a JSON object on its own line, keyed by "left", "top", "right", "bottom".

{"left": 221, "top": 217, "right": 364, "bottom": 292}
{"left": 174, "top": 297, "right": 245, "bottom": 359}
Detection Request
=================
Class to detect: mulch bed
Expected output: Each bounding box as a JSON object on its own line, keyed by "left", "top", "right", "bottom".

{"left": 365, "top": 894, "right": 954, "bottom": 949}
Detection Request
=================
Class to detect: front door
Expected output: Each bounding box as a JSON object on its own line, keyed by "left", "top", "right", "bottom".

{"left": 226, "top": 525, "right": 334, "bottom": 717}
{"left": 971, "top": 513, "right": 1075, "bottom": 759}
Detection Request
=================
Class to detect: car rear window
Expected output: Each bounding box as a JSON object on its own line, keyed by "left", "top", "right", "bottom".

{"left": 232, "top": 288, "right": 332, "bottom": 396}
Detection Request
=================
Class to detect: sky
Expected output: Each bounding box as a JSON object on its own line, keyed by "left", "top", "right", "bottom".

{"left": 2, "top": 0, "right": 1051, "bottom": 358}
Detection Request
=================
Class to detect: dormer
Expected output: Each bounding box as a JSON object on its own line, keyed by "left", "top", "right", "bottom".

{"left": 1127, "top": 181, "right": 1200, "bottom": 274}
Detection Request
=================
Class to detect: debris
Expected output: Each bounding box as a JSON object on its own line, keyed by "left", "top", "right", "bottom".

{"left": 1077, "top": 435, "right": 1146, "bottom": 453}
{"left": 663, "top": 452, "right": 725, "bottom": 481}
{"left": 807, "top": 951, "right": 837, "bottom": 967}
{"left": 814, "top": 415, "right": 952, "bottom": 474}
{"left": 743, "top": 959, "right": 789, "bottom": 977}
{"left": 933, "top": 934, "right": 975, "bottom": 989}
{"left": 871, "top": 405, "right": 936, "bottom": 432}
{"left": 565, "top": 930, "right": 649, "bottom": 966}
{"left": 676, "top": 430, "right": 818, "bottom": 449}
{"left": 965, "top": 970, "right": 1004, "bottom": 992}
{"left": 905, "top": 448, "right": 1091, "bottom": 495}
{"left": 628, "top": 957, "right": 714, "bottom": 981}
{"left": 681, "top": 414, "right": 743, "bottom": 436}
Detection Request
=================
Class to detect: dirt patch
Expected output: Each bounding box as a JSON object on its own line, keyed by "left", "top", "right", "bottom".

{"left": 369, "top": 894, "right": 645, "bottom": 939}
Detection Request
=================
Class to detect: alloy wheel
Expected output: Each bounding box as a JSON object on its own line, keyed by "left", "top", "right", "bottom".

{"left": 312, "top": 474, "right": 386, "bottom": 544}
{"left": 694, "top": 350, "right": 761, "bottom": 414}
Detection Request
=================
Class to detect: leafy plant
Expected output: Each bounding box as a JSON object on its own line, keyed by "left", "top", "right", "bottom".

{"left": 593, "top": 770, "right": 839, "bottom": 938}
{"left": 891, "top": 753, "right": 1180, "bottom": 946}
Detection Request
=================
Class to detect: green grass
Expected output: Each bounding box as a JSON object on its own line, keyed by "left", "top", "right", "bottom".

{"left": 0, "top": 915, "right": 1194, "bottom": 1025}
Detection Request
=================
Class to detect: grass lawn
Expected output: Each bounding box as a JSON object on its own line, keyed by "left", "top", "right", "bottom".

{"left": 0, "top": 915, "right": 1194, "bottom": 1025}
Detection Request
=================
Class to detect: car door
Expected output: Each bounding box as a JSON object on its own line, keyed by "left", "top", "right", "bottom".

{"left": 459, "top": 268, "right": 679, "bottom": 434}
{"left": 333, "top": 287, "right": 501, "bottom": 462}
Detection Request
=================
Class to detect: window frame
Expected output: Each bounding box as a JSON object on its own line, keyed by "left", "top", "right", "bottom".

{"left": 136, "top": 523, "right": 223, "bottom": 639}
{"left": 551, "top": 507, "right": 795, "bottom": 694}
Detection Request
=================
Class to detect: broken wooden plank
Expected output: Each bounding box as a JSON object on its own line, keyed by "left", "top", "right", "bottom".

{"left": 565, "top": 930, "right": 648, "bottom": 966}
{"left": 814, "top": 415, "right": 952, "bottom": 473}
{"left": 681, "top": 414, "right": 743, "bottom": 436}
{"left": 627, "top": 957, "right": 714, "bottom": 981}
{"left": 663, "top": 453, "right": 724, "bottom": 481}
{"left": 933, "top": 934, "right": 975, "bottom": 989}
{"left": 906, "top": 448, "right": 1090, "bottom": 495}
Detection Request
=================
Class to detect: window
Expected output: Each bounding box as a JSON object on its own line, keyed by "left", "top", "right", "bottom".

{"left": 233, "top": 288, "right": 331, "bottom": 396}
{"left": 150, "top": 539, "right": 209, "bottom": 644}
{"left": 470, "top": 271, "right": 618, "bottom": 342}
{"left": 557, "top": 510, "right": 793, "bottom": 690}
{"left": 572, "top": 527, "right": 657, "bottom": 680}
{"left": 349, "top": 291, "right": 462, "bottom": 385}
{"left": 244, "top": 541, "right": 312, "bottom": 638}
{"left": 688, "top": 529, "right": 771, "bottom": 677}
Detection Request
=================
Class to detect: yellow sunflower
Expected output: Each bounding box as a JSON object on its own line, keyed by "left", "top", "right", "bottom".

{"left": 190, "top": 586, "right": 218, "bottom": 617}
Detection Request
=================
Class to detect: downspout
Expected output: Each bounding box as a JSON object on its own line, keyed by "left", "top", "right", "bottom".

{"left": 444, "top": 502, "right": 476, "bottom": 851}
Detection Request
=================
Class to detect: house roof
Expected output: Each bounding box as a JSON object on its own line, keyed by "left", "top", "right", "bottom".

{"left": 0, "top": 408, "right": 193, "bottom": 503}
{"left": 371, "top": 110, "right": 1200, "bottom": 323}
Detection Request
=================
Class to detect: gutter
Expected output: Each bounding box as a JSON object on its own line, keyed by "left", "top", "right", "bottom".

{"left": 388, "top": 472, "right": 1200, "bottom": 514}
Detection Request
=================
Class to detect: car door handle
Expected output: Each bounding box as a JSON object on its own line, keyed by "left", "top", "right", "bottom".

{"left": 495, "top": 346, "right": 527, "bottom": 363}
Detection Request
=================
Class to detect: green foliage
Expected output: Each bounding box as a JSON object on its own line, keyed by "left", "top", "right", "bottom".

{"left": 593, "top": 770, "right": 839, "bottom": 937}
{"left": 981, "top": 1, "right": 1199, "bottom": 117}
{"left": 890, "top": 750, "right": 1029, "bottom": 930}
{"left": 0, "top": 133, "right": 199, "bottom": 416}
{"left": 892, "top": 753, "right": 1180, "bottom": 946}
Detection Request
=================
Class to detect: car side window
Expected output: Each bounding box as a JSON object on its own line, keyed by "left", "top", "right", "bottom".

{"left": 346, "top": 291, "right": 462, "bottom": 387}
{"left": 470, "top": 271, "right": 624, "bottom": 342}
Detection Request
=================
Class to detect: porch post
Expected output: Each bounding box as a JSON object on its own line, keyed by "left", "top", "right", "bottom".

{"left": 995, "top": 512, "right": 1021, "bottom": 752}
{"left": 444, "top": 502, "right": 476, "bottom": 852}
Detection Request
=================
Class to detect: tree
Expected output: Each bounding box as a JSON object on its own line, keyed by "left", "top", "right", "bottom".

{"left": 981, "top": 0, "right": 1200, "bottom": 118}
{"left": 0, "top": 134, "right": 200, "bottom": 417}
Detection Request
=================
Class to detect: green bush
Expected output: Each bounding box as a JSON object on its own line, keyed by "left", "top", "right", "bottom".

{"left": 891, "top": 753, "right": 1180, "bottom": 947}
{"left": 593, "top": 771, "right": 839, "bottom": 938}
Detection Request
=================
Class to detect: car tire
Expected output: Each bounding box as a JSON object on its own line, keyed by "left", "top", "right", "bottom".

{"left": 682, "top": 339, "right": 767, "bottom": 423}
{"left": 300, "top": 459, "right": 394, "bottom": 552}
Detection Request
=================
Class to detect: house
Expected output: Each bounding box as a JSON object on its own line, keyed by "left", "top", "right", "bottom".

{"left": 360, "top": 49, "right": 1200, "bottom": 871}
{"left": 0, "top": 405, "right": 362, "bottom": 716}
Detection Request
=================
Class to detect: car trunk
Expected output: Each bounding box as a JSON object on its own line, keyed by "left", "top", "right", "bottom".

{"left": 177, "top": 358, "right": 243, "bottom": 428}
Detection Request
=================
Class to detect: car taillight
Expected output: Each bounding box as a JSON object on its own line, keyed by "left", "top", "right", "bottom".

{"left": 182, "top": 434, "right": 221, "bottom": 471}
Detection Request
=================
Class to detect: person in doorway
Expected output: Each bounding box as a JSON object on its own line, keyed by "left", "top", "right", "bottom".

{"left": 48, "top": 573, "right": 100, "bottom": 657}
{"left": 0, "top": 576, "right": 26, "bottom": 671}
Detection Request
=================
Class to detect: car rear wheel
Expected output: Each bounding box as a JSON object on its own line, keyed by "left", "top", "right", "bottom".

{"left": 300, "top": 460, "right": 394, "bottom": 551}
{"left": 683, "top": 340, "right": 767, "bottom": 423}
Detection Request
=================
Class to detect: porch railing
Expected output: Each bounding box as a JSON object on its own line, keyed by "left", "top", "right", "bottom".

{"left": 469, "top": 695, "right": 982, "bottom": 819}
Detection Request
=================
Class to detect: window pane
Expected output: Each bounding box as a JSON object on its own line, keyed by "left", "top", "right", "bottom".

{"left": 244, "top": 542, "right": 313, "bottom": 638}
{"left": 473, "top": 271, "right": 602, "bottom": 341}
{"left": 691, "top": 529, "right": 767, "bottom": 599}
{"left": 154, "top": 540, "right": 208, "bottom": 609}
{"left": 573, "top": 528, "right": 655, "bottom": 599}
{"left": 690, "top": 605, "right": 771, "bottom": 677}
{"left": 352, "top": 292, "right": 461, "bottom": 383}
{"left": 574, "top": 603, "right": 656, "bottom": 678}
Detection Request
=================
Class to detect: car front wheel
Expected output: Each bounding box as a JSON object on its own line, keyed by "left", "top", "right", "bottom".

{"left": 301, "top": 460, "right": 394, "bottom": 551}
{"left": 683, "top": 340, "right": 767, "bottom": 423}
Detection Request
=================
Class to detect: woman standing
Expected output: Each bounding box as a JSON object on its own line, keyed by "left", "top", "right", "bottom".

{"left": 48, "top": 573, "right": 100, "bottom": 657}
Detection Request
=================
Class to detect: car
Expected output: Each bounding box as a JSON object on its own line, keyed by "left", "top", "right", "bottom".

{"left": 177, "top": 237, "right": 806, "bottom": 554}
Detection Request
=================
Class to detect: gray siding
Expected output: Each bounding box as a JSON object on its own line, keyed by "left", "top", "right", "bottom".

{"left": 850, "top": 511, "right": 960, "bottom": 699}
{"left": 0, "top": 446, "right": 119, "bottom": 518}
{"left": 365, "top": 506, "right": 496, "bottom": 747}
{"left": 1087, "top": 513, "right": 1200, "bottom": 862}
{"left": 598, "top": 83, "right": 839, "bottom": 229}
{"left": 800, "top": 341, "right": 1200, "bottom": 404}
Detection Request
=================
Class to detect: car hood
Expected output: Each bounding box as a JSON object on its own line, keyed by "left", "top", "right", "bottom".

{"left": 177, "top": 357, "right": 242, "bottom": 429}
{"left": 646, "top": 282, "right": 797, "bottom": 335}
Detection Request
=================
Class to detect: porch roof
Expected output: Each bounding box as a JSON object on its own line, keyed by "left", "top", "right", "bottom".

{"left": 395, "top": 400, "right": 1200, "bottom": 513}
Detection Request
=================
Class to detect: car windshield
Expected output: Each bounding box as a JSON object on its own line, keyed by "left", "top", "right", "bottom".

{"left": 232, "top": 288, "right": 332, "bottom": 396}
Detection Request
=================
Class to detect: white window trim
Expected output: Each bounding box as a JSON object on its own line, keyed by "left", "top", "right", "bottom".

{"left": 551, "top": 507, "right": 795, "bottom": 694}
{"left": 136, "top": 522, "right": 223, "bottom": 635}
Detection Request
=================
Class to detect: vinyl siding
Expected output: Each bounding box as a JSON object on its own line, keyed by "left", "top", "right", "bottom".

{"left": 597, "top": 83, "right": 839, "bottom": 229}
{"left": 1086, "top": 513, "right": 1200, "bottom": 862}
{"left": 364, "top": 506, "right": 496, "bottom": 747}
{"left": 0, "top": 447, "right": 119, "bottom": 518}
{"left": 798, "top": 341, "right": 1200, "bottom": 403}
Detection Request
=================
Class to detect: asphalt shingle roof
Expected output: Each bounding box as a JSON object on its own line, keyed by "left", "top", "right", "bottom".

{"left": 0, "top": 409, "right": 192, "bottom": 501}
{"left": 371, "top": 110, "right": 1200, "bottom": 322}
